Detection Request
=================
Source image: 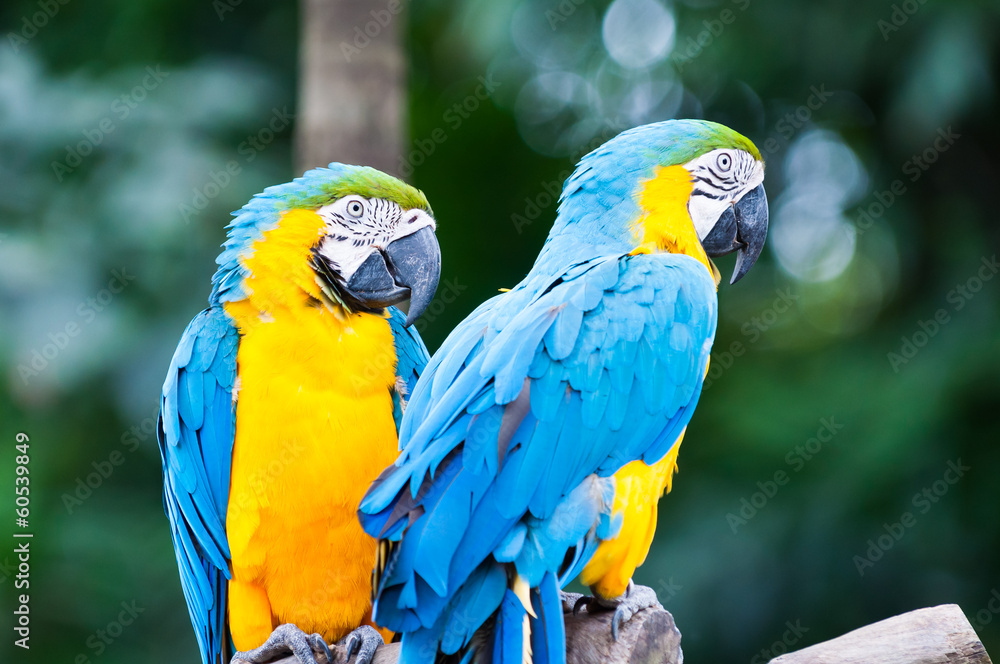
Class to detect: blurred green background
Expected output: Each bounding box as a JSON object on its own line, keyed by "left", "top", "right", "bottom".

{"left": 1, "top": 0, "right": 999, "bottom": 662}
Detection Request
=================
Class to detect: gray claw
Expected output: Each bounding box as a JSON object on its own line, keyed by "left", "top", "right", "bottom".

{"left": 311, "top": 634, "right": 334, "bottom": 664}
{"left": 609, "top": 583, "right": 662, "bottom": 641}
{"left": 558, "top": 590, "right": 585, "bottom": 613}
{"left": 341, "top": 625, "right": 383, "bottom": 664}
{"left": 231, "top": 623, "right": 332, "bottom": 664}
{"left": 563, "top": 581, "right": 662, "bottom": 641}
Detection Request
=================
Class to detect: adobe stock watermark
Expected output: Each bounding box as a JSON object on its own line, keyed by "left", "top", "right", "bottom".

{"left": 61, "top": 408, "right": 155, "bottom": 514}
{"left": 853, "top": 458, "right": 970, "bottom": 576}
{"left": 887, "top": 255, "right": 998, "bottom": 373}
{"left": 655, "top": 577, "right": 682, "bottom": 604}
{"left": 213, "top": 0, "right": 243, "bottom": 21}
{"left": 74, "top": 600, "right": 145, "bottom": 662}
{"left": 726, "top": 416, "right": 844, "bottom": 533}
{"left": 546, "top": 0, "right": 587, "bottom": 30}
{"left": 227, "top": 439, "right": 307, "bottom": 524}
{"left": 511, "top": 172, "right": 567, "bottom": 235}
{"left": 348, "top": 280, "right": 467, "bottom": 396}
{"left": 877, "top": 0, "right": 928, "bottom": 41}
{"left": 412, "top": 278, "right": 468, "bottom": 335}
{"left": 339, "top": 0, "right": 404, "bottom": 62}
{"left": 969, "top": 588, "right": 1000, "bottom": 632}
{"left": 179, "top": 106, "right": 295, "bottom": 224}
{"left": 670, "top": 0, "right": 752, "bottom": 72}
{"left": 750, "top": 619, "right": 810, "bottom": 664}
{"left": 396, "top": 76, "right": 500, "bottom": 178}
{"left": 854, "top": 126, "right": 960, "bottom": 237}
{"left": 6, "top": 0, "right": 71, "bottom": 52}
{"left": 51, "top": 66, "right": 170, "bottom": 182}
{"left": 17, "top": 268, "right": 136, "bottom": 385}
{"left": 511, "top": 119, "right": 627, "bottom": 234}
{"left": 702, "top": 287, "right": 799, "bottom": 391}
{"left": 757, "top": 85, "right": 835, "bottom": 158}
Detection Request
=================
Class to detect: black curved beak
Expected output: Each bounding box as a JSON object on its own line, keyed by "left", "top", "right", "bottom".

{"left": 342, "top": 226, "right": 442, "bottom": 326}
{"left": 700, "top": 183, "right": 768, "bottom": 284}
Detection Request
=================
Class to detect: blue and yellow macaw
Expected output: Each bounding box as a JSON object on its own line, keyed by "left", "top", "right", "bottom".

{"left": 157, "top": 164, "right": 441, "bottom": 664}
{"left": 359, "top": 120, "right": 768, "bottom": 663}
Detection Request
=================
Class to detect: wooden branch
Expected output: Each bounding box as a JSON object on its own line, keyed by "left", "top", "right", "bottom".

{"left": 268, "top": 606, "right": 682, "bottom": 664}
{"left": 564, "top": 605, "right": 682, "bottom": 664}
{"left": 263, "top": 603, "right": 993, "bottom": 664}
{"left": 297, "top": 0, "right": 406, "bottom": 174}
{"left": 770, "top": 604, "right": 992, "bottom": 664}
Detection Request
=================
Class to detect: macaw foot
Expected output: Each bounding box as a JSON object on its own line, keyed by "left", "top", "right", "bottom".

{"left": 571, "top": 581, "right": 663, "bottom": 641}
{"left": 559, "top": 590, "right": 586, "bottom": 613}
{"left": 338, "top": 625, "right": 384, "bottom": 664}
{"left": 231, "top": 623, "right": 333, "bottom": 664}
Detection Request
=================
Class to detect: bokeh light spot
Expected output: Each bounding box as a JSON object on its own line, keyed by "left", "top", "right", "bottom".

{"left": 602, "top": 0, "right": 675, "bottom": 70}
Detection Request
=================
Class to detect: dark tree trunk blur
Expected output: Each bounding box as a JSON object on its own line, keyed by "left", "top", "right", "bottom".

{"left": 297, "top": 0, "right": 405, "bottom": 175}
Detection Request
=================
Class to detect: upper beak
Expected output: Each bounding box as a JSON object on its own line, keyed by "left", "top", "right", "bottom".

{"left": 342, "top": 226, "right": 442, "bottom": 326}
{"left": 700, "top": 183, "right": 769, "bottom": 284}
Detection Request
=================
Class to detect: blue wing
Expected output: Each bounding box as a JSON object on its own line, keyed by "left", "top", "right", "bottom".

{"left": 158, "top": 307, "right": 239, "bottom": 664}
{"left": 359, "top": 252, "right": 717, "bottom": 661}
{"left": 387, "top": 305, "right": 432, "bottom": 432}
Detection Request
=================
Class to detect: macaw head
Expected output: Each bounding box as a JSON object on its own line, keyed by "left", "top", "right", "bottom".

{"left": 211, "top": 163, "right": 441, "bottom": 326}
{"left": 548, "top": 119, "right": 768, "bottom": 284}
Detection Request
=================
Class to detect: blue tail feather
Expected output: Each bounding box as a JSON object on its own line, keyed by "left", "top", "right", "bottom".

{"left": 530, "top": 572, "right": 566, "bottom": 664}
{"left": 492, "top": 589, "right": 527, "bottom": 664}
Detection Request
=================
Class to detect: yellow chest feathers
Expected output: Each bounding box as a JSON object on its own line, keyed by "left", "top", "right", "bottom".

{"left": 222, "top": 207, "right": 401, "bottom": 551}
{"left": 223, "top": 207, "right": 399, "bottom": 396}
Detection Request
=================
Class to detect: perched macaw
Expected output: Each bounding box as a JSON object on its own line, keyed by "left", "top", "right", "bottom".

{"left": 359, "top": 120, "right": 768, "bottom": 663}
{"left": 157, "top": 164, "right": 441, "bottom": 664}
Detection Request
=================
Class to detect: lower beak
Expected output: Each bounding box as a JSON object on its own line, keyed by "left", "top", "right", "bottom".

{"left": 700, "top": 183, "right": 769, "bottom": 284}
{"left": 343, "top": 226, "right": 442, "bottom": 326}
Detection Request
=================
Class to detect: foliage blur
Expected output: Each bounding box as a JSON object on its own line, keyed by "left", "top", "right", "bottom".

{"left": 1, "top": 0, "right": 998, "bottom": 662}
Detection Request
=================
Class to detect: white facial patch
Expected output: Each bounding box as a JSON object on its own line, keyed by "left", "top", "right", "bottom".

{"left": 684, "top": 149, "right": 765, "bottom": 240}
{"left": 315, "top": 196, "right": 436, "bottom": 281}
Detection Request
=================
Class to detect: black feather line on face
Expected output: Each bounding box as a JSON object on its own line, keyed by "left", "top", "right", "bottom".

{"left": 327, "top": 211, "right": 356, "bottom": 232}
{"left": 692, "top": 187, "right": 725, "bottom": 201}
{"left": 309, "top": 245, "right": 386, "bottom": 315}
{"left": 309, "top": 247, "right": 344, "bottom": 293}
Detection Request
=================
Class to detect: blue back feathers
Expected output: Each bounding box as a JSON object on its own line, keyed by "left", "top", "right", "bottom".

{"left": 359, "top": 120, "right": 731, "bottom": 664}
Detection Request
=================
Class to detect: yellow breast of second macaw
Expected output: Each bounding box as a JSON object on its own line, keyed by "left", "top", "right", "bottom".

{"left": 580, "top": 432, "right": 685, "bottom": 599}
{"left": 222, "top": 209, "right": 401, "bottom": 647}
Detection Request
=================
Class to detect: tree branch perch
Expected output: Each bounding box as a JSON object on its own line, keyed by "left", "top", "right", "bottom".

{"left": 770, "top": 604, "right": 992, "bottom": 664}
{"left": 268, "top": 606, "right": 681, "bottom": 664}
{"left": 265, "top": 604, "right": 992, "bottom": 664}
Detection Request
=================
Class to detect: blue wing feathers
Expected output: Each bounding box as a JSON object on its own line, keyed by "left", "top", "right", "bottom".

{"left": 543, "top": 303, "right": 582, "bottom": 360}
{"left": 441, "top": 563, "right": 507, "bottom": 653}
{"left": 360, "top": 252, "right": 717, "bottom": 662}
{"left": 158, "top": 307, "right": 239, "bottom": 664}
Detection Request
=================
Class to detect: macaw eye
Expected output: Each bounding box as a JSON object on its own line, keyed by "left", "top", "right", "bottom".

{"left": 346, "top": 200, "right": 365, "bottom": 217}
{"left": 717, "top": 153, "right": 732, "bottom": 171}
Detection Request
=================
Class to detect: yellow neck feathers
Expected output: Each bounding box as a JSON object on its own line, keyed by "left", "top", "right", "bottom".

{"left": 224, "top": 209, "right": 335, "bottom": 330}
{"left": 633, "top": 165, "right": 717, "bottom": 282}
